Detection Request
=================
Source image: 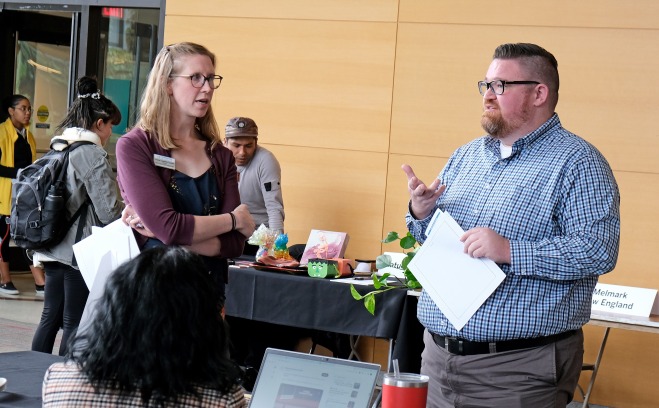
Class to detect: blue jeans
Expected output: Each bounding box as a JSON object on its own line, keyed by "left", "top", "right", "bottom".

{"left": 31, "top": 262, "right": 89, "bottom": 356}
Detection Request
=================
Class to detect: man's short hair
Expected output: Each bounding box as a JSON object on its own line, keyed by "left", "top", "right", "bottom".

{"left": 493, "top": 43, "right": 559, "bottom": 105}
{"left": 225, "top": 117, "right": 258, "bottom": 138}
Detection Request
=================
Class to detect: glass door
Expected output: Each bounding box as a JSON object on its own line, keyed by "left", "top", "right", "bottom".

{"left": 88, "top": 7, "right": 160, "bottom": 166}
{"left": 1, "top": 3, "right": 162, "bottom": 159}
{"left": 15, "top": 40, "right": 72, "bottom": 151}
{"left": 4, "top": 9, "right": 76, "bottom": 152}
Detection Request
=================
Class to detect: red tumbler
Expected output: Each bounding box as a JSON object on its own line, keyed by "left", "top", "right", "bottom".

{"left": 382, "top": 373, "right": 429, "bottom": 408}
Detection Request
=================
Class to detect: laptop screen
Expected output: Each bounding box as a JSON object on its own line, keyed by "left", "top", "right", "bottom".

{"left": 249, "top": 348, "right": 381, "bottom": 408}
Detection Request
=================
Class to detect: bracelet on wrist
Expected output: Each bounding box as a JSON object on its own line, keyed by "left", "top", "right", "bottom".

{"left": 229, "top": 212, "right": 237, "bottom": 231}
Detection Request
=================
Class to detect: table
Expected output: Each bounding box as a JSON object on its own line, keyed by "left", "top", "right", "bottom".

{"left": 580, "top": 312, "right": 659, "bottom": 408}
{"left": 225, "top": 266, "right": 424, "bottom": 373}
{"left": 0, "top": 351, "right": 64, "bottom": 407}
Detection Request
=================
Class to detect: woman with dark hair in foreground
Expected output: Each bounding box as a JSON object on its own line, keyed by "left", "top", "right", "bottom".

{"left": 42, "top": 246, "right": 246, "bottom": 407}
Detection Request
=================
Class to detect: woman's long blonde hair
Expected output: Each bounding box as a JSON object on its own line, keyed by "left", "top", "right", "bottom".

{"left": 136, "top": 42, "right": 222, "bottom": 149}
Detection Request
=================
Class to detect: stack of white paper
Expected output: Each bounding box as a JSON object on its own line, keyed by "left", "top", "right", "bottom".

{"left": 408, "top": 211, "right": 506, "bottom": 330}
{"left": 74, "top": 220, "right": 140, "bottom": 334}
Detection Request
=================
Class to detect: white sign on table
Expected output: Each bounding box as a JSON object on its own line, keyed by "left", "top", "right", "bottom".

{"left": 377, "top": 252, "right": 406, "bottom": 279}
{"left": 408, "top": 210, "right": 506, "bottom": 330}
{"left": 591, "top": 282, "right": 658, "bottom": 317}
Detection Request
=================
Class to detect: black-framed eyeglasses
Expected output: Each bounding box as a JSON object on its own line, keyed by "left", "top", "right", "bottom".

{"left": 12, "top": 106, "right": 32, "bottom": 113}
{"left": 478, "top": 80, "right": 540, "bottom": 96}
{"left": 170, "top": 73, "right": 223, "bottom": 89}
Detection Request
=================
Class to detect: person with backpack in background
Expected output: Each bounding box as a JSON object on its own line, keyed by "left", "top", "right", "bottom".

{"left": 0, "top": 94, "right": 46, "bottom": 296}
{"left": 31, "top": 76, "right": 124, "bottom": 356}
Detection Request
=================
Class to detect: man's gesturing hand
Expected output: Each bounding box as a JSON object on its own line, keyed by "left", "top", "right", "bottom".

{"left": 402, "top": 164, "right": 445, "bottom": 220}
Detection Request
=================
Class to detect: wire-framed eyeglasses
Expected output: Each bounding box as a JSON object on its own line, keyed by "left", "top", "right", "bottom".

{"left": 170, "top": 73, "right": 223, "bottom": 89}
{"left": 13, "top": 106, "right": 32, "bottom": 113}
{"left": 478, "top": 80, "right": 540, "bottom": 96}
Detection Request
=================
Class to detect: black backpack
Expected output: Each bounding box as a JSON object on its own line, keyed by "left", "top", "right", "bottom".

{"left": 10, "top": 140, "right": 92, "bottom": 250}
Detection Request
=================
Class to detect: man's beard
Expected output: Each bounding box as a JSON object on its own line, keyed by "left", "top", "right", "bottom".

{"left": 480, "top": 110, "right": 506, "bottom": 138}
{"left": 480, "top": 105, "right": 530, "bottom": 139}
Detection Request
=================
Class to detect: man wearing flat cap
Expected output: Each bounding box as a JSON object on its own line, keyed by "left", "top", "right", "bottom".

{"left": 225, "top": 118, "right": 300, "bottom": 386}
{"left": 224, "top": 117, "right": 285, "bottom": 254}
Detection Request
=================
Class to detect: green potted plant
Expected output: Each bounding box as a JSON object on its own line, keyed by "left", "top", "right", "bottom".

{"left": 350, "top": 231, "right": 422, "bottom": 315}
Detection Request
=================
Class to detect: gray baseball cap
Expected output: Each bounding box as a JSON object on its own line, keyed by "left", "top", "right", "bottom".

{"left": 225, "top": 117, "right": 258, "bottom": 138}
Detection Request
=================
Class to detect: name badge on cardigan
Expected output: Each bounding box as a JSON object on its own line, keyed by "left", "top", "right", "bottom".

{"left": 153, "top": 154, "right": 175, "bottom": 170}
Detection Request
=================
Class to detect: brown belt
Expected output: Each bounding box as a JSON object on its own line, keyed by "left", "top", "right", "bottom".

{"left": 431, "top": 330, "right": 577, "bottom": 356}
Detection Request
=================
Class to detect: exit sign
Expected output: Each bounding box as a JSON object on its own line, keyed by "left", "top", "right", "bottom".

{"left": 102, "top": 7, "right": 124, "bottom": 19}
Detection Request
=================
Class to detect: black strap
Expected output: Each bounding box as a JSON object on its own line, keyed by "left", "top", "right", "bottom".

{"left": 51, "top": 140, "right": 94, "bottom": 185}
{"left": 52, "top": 140, "right": 95, "bottom": 234}
{"left": 70, "top": 201, "right": 90, "bottom": 268}
{"left": 49, "top": 140, "right": 94, "bottom": 264}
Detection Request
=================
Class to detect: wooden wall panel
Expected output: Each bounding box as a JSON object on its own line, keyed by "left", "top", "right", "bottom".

{"left": 165, "top": 16, "right": 396, "bottom": 153}
{"left": 581, "top": 325, "right": 659, "bottom": 407}
{"left": 555, "top": 28, "right": 659, "bottom": 174}
{"left": 264, "top": 144, "right": 388, "bottom": 261}
{"left": 390, "top": 23, "right": 488, "bottom": 157}
{"left": 604, "top": 172, "right": 659, "bottom": 287}
{"left": 166, "top": 0, "right": 399, "bottom": 22}
{"left": 399, "top": 0, "right": 659, "bottom": 29}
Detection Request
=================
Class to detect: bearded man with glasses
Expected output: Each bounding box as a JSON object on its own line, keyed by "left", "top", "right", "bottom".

{"left": 402, "top": 43, "right": 620, "bottom": 407}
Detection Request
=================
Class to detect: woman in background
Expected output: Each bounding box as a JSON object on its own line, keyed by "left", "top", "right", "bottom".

{"left": 31, "top": 77, "right": 123, "bottom": 356}
{"left": 42, "top": 246, "right": 246, "bottom": 407}
{"left": 0, "top": 94, "right": 45, "bottom": 296}
{"left": 116, "top": 42, "right": 254, "bottom": 299}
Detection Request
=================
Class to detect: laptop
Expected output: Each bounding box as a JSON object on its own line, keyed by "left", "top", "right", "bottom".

{"left": 247, "top": 348, "right": 381, "bottom": 408}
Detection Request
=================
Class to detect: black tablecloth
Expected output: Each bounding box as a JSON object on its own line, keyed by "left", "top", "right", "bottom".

{"left": 225, "top": 267, "right": 424, "bottom": 372}
{"left": 0, "top": 351, "right": 64, "bottom": 407}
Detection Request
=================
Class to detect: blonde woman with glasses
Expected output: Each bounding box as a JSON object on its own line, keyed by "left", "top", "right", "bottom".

{"left": 116, "top": 42, "right": 254, "bottom": 301}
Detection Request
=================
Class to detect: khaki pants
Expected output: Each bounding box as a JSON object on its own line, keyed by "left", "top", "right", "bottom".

{"left": 420, "top": 328, "right": 584, "bottom": 408}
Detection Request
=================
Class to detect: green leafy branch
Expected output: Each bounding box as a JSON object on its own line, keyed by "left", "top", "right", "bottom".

{"left": 350, "top": 273, "right": 398, "bottom": 315}
{"left": 350, "top": 231, "right": 422, "bottom": 315}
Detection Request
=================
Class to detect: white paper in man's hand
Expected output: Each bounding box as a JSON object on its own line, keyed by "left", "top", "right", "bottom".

{"left": 408, "top": 210, "right": 506, "bottom": 330}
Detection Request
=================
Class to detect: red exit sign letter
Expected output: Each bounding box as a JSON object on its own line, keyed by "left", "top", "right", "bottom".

{"left": 102, "top": 7, "right": 124, "bottom": 19}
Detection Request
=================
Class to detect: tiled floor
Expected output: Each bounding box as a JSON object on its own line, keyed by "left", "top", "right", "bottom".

{"left": 0, "top": 271, "right": 61, "bottom": 354}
